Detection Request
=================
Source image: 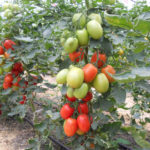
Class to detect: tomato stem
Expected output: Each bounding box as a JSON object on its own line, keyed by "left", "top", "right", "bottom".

{"left": 84, "top": 47, "right": 89, "bottom": 64}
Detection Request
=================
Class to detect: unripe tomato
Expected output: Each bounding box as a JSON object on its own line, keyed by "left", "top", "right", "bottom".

{"left": 4, "top": 9, "right": 13, "bottom": 19}
{"left": 87, "top": 20, "right": 103, "bottom": 40}
{"left": 64, "top": 118, "right": 78, "bottom": 137}
{"left": 69, "top": 51, "right": 84, "bottom": 62}
{"left": 0, "top": 67, "right": 3, "bottom": 75}
{"left": 64, "top": 37, "right": 78, "bottom": 53}
{"left": 0, "top": 46, "right": 4, "bottom": 55}
{"left": 101, "top": 65, "right": 116, "bottom": 83}
{"left": 67, "top": 87, "right": 74, "bottom": 98}
{"left": 76, "top": 29, "right": 89, "bottom": 46}
{"left": 82, "top": 91, "right": 93, "bottom": 102}
{"left": 118, "top": 49, "right": 124, "bottom": 56}
{"left": 89, "top": 13, "right": 102, "bottom": 24}
{"left": 72, "top": 13, "right": 86, "bottom": 28}
{"left": 4, "top": 40, "right": 16, "bottom": 50}
{"left": 66, "top": 95, "right": 77, "bottom": 102}
{"left": 82, "top": 63, "right": 98, "bottom": 83}
{"left": 56, "top": 69, "right": 69, "bottom": 84}
{"left": 76, "top": 129, "right": 84, "bottom": 135}
{"left": 67, "top": 67, "right": 84, "bottom": 88}
{"left": 0, "top": 55, "right": 5, "bottom": 66}
{"left": 78, "top": 103, "right": 89, "bottom": 114}
{"left": 3, "top": 82, "right": 12, "bottom": 89}
{"left": 93, "top": 73, "right": 109, "bottom": 93}
{"left": 60, "top": 30, "right": 70, "bottom": 46}
{"left": 3, "top": 64, "right": 12, "bottom": 73}
{"left": 77, "top": 114, "right": 90, "bottom": 133}
{"left": 91, "top": 52, "right": 106, "bottom": 68}
{"left": 4, "top": 73, "right": 13, "bottom": 83}
{"left": 73, "top": 83, "right": 88, "bottom": 99}
{"left": 60, "top": 103, "right": 74, "bottom": 119}
{"left": 3, "top": 3, "right": 11, "bottom": 10}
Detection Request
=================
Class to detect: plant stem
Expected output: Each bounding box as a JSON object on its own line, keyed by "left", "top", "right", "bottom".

{"left": 85, "top": 0, "right": 89, "bottom": 9}
{"left": 84, "top": 47, "right": 89, "bottom": 64}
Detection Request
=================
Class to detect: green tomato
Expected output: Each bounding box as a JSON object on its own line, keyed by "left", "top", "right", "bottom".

{"left": 89, "top": 13, "right": 102, "bottom": 24}
{"left": 73, "top": 83, "right": 88, "bottom": 99}
{"left": 76, "top": 28, "right": 89, "bottom": 46}
{"left": 12, "top": 4, "right": 20, "bottom": 12}
{"left": 93, "top": 73, "right": 109, "bottom": 93}
{"left": 3, "top": 3, "right": 11, "bottom": 10}
{"left": 60, "top": 38, "right": 66, "bottom": 47}
{"left": 72, "top": 13, "right": 86, "bottom": 28}
{"left": 64, "top": 37, "right": 78, "bottom": 53}
{"left": 67, "top": 87, "right": 74, "bottom": 97}
{"left": 87, "top": 20, "right": 103, "bottom": 40}
{"left": 0, "top": 56, "right": 5, "bottom": 66}
{"left": 56, "top": 69, "right": 69, "bottom": 84}
{"left": 0, "top": 67, "right": 3, "bottom": 75}
{"left": 60, "top": 30, "right": 70, "bottom": 46}
{"left": 4, "top": 9, "right": 13, "bottom": 19}
{"left": 67, "top": 67, "right": 84, "bottom": 88}
{"left": 3, "top": 64, "right": 12, "bottom": 73}
{"left": 103, "top": 0, "right": 115, "bottom": 5}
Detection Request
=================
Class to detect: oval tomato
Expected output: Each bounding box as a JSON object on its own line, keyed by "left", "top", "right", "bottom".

{"left": 56, "top": 69, "right": 69, "bottom": 84}
{"left": 82, "top": 63, "right": 98, "bottom": 83}
{"left": 4, "top": 73, "right": 13, "bottom": 83}
{"left": 89, "top": 13, "right": 102, "bottom": 24}
{"left": 72, "top": 13, "right": 86, "bottom": 28}
{"left": 69, "top": 51, "right": 84, "bottom": 63}
{"left": 0, "top": 46, "right": 4, "bottom": 55}
{"left": 64, "top": 37, "right": 78, "bottom": 53}
{"left": 82, "top": 91, "right": 93, "bottom": 102}
{"left": 87, "top": 20, "right": 103, "bottom": 40}
{"left": 67, "top": 87, "right": 74, "bottom": 98}
{"left": 78, "top": 103, "right": 89, "bottom": 114}
{"left": 101, "top": 65, "right": 116, "bottom": 83}
{"left": 73, "top": 83, "right": 88, "bottom": 99}
{"left": 91, "top": 52, "right": 106, "bottom": 68}
{"left": 77, "top": 114, "right": 90, "bottom": 133}
{"left": 0, "top": 67, "right": 3, "bottom": 75}
{"left": 64, "top": 118, "right": 78, "bottom": 137}
{"left": 76, "top": 29, "right": 89, "bottom": 46}
{"left": 4, "top": 40, "right": 16, "bottom": 50}
{"left": 93, "top": 73, "right": 109, "bottom": 93}
{"left": 3, "top": 82, "right": 12, "bottom": 89}
{"left": 60, "top": 103, "right": 74, "bottom": 119}
{"left": 66, "top": 95, "right": 77, "bottom": 102}
{"left": 67, "top": 67, "right": 84, "bottom": 88}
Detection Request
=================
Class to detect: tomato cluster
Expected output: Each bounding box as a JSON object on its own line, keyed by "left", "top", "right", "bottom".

{"left": 57, "top": 13, "right": 116, "bottom": 137}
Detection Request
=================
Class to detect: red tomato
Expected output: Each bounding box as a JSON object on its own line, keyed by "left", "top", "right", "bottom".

{"left": 0, "top": 110, "right": 2, "bottom": 115}
{"left": 78, "top": 103, "right": 89, "bottom": 114}
{"left": 22, "top": 95, "right": 26, "bottom": 101}
{"left": 82, "top": 91, "right": 93, "bottom": 102}
{"left": 11, "top": 70, "right": 19, "bottom": 77}
{"left": 4, "top": 40, "right": 16, "bottom": 50}
{"left": 82, "top": 63, "right": 97, "bottom": 83}
{"left": 77, "top": 114, "right": 90, "bottom": 133}
{"left": 19, "top": 100, "right": 25, "bottom": 105}
{"left": 91, "top": 52, "right": 106, "bottom": 68}
{"left": 64, "top": 118, "right": 78, "bottom": 137}
{"left": 4, "top": 74, "right": 13, "bottom": 83}
{"left": 0, "top": 46, "right": 4, "bottom": 55}
{"left": 69, "top": 50, "right": 84, "bottom": 62}
{"left": 60, "top": 103, "right": 74, "bottom": 119}
{"left": 66, "top": 95, "right": 77, "bottom": 102}
{"left": 12, "top": 62, "right": 23, "bottom": 73}
{"left": 101, "top": 65, "right": 116, "bottom": 83}
{"left": 3, "top": 82, "right": 12, "bottom": 89}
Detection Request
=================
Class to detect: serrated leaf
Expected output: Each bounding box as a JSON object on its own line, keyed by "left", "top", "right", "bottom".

{"left": 43, "top": 27, "right": 51, "bottom": 38}
{"left": 34, "top": 122, "right": 47, "bottom": 133}
{"left": 46, "top": 110, "right": 60, "bottom": 120}
{"left": 91, "top": 121, "right": 98, "bottom": 130}
{"left": 116, "top": 138, "right": 130, "bottom": 145}
{"left": 14, "top": 36, "right": 34, "bottom": 42}
{"left": 135, "top": 80, "right": 150, "bottom": 93}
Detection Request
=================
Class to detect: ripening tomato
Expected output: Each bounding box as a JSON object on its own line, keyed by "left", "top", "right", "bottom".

{"left": 69, "top": 51, "right": 84, "bottom": 62}
{"left": 66, "top": 95, "right": 77, "bottom": 102}
{"left": 4, "top": 40, "right": 16, "bottom": 50}
{"left": 60, "top": 103, "right": 74, "bottom": 119}
{"left": 4, "top": 52, "right": 10, "bottom": 59}
{"left": 19, "top": 100, "right": 25, "bottom": 105}
{"left": 64, "top": 118, "right": 78, "bottom": 137}
{"left": 0, "top": 46, "right": 4, "bottom": 55}
{"left": 101, "top": 65, "right": 116, "bottom": 83}
{"left": 77, "top": 114, "right": 90, "bottom": 133}
{"left": 82, "top": 63, "right": 98, "bottom": 83}
{"left": 4, "top": 73, "right": 13, "bottom": 83}
{"left": 91, "top": 52, "right": 106, "bottom": 68}
{"left": 93, "top": 73, "right": 109, "bottom": 93}
{"left": 76, "top": 129, "right": 84, "bottom": 135}
{"left": 3, "top": 82, "right": 12, "bottom": 89}
{"left": 82, "top": 91, "right": 93, "bottom": 102}
{"left": 78, "top": 103, "right": 89, "bottom": 114}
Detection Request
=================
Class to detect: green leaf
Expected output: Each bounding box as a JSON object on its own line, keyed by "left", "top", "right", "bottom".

{"left": 116, "top": 138, "right": 130, "bottom": 145}
{"left": 111, "top": 85, "right": 126, "bottom": 105}
{"left": 114, "top": 67, "right": 150, "bottom": 83}
{"left": 104, "top": 12, "right": 133, "bottom": 30}
{"left": 34, "top": 122, "right": 47, "bottom": 133}
{"left": 14, "top": 36, "right": 34, "bottom": 42}
{"left": 135, "top": 80, "right": 150, "bottom": 93}
{"left": 43, "top": 27, "right": 51, "bottom": 38}
{"left": 46, "top": 110, "right": 60, "bottom": 120}
{"left": 91, "top": 121, "right": 98, "bottom": 130}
